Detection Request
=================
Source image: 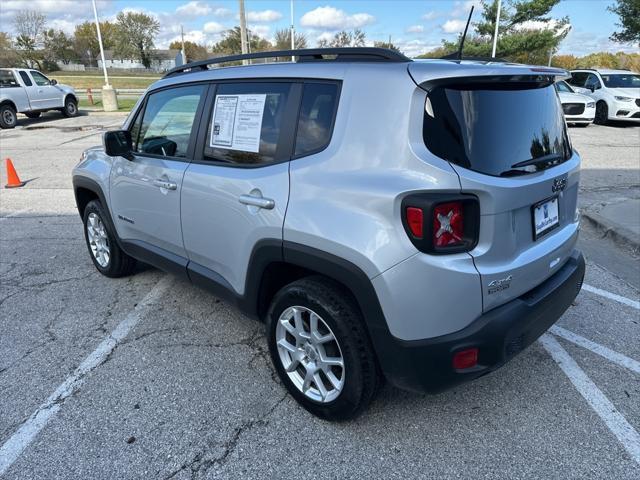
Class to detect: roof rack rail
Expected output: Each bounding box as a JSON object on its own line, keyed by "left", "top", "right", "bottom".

{"left": 164, "top": 47, "right": 411, "bottom": 78}
{"left": 440, "top": 53, "right": 507, "bottom": 62}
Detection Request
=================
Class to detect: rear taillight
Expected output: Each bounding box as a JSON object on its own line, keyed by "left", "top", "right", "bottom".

{"left": 452, "top": 348, "right": 479, "bottom": 370}
{"left": 401, "top": 194, "right": 479, "bottom": 254}
{"left": 433, "top": 201, "right": 464, "bottom": 248}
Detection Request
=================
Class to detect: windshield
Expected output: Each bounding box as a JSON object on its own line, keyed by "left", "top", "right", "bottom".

{"left": 423, "top": 83, "right": 572, "bottom": 177}
{"left": 555, "top": 81, "right": 573, "bottom": 93}
{"left": 601, "top": 73, "right": 640, "bottom": 88}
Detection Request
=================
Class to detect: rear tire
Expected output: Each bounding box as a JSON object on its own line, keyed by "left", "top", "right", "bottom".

{"left": 25, "top": 112, "right": 41, "bottom": 119}
{"left": 595, "top": 101, "right": 608, "bottom": 125}
{"left": 83, "top": 200, "right": 136, "bottom": 278}
{"left": 0, "top": 104, "right": 17, "bottom": 129}
{"left": 266, "top": 276, "right": 379, "bottom": 421}
{"left": 61, "top": 97, "right": 78, "bottom": 118}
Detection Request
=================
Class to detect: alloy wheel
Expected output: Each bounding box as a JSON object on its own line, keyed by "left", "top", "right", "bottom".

{"left": 86, "top": 212, "right": 110, "bottom": 267}
{"left": 275, "top": 306, "right": 345, "bottom": 403}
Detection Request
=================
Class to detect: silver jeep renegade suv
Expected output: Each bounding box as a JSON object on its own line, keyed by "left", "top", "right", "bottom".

{"left": 73, "top": 48, "right": 585, "bottom": 420}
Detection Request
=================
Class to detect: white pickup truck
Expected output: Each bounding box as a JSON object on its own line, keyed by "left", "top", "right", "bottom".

{"left": 0, "top": 68, "right": 78, "bottom": 129}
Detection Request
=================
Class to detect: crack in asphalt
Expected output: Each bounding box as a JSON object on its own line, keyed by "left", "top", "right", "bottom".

{"left": 163, "top": 393, "right": 288, "bottom": 480}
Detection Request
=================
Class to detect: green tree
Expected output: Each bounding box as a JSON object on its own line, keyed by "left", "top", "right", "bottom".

{"left": 428, "top": 0, "right": 569, "bottom": 64}
{"left": 73, "top": 21, "right": 116, "bottom": 66}
{"left": 169, "top": 40, "right": 209, "bottom": 62}
{"left": 274, "top": 29, "right": 308, "bottom": 50}
{"left": 0, "top": 32, "right": 20, "bottom": 67}
{"left": 43, "top": 29, "right": 76, "bottom": 65}
{"left": 373, "top": 39, "right": 400, "bottom": 52}
{"left": 608, "top": 0, "right": 640, "bottom": 44}
{"left": 211, "top": 26, "right": 272, "bottom": 56}
{"left": 114, "top": 11, "right": 160, "bottom": 68}
{"left": 318, "top": 29, "right": 366, "bottom": 47}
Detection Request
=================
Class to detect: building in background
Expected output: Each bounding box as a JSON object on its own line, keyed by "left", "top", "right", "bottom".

{"left": 98, "top": 49, "right": 179, "bottom": 72}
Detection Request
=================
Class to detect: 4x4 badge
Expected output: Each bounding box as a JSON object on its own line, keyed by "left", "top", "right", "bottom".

{"left": 552, "top": 177, "right": 567, "bottom": 193}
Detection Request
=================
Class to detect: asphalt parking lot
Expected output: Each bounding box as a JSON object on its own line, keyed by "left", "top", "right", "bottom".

{"left": 1, "top": 111, "right": 639, "bottom": 479}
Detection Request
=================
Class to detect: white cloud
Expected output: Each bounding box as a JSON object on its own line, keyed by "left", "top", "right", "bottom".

{"left": 441, "top": 19, "right": 467, "bottom": 34}
{"left": 300, "top": 6, "right": 375, "bottom": 30}
{"left": 248, "top": 25, "right": 272, "bottom": 40}
{"left": 247, "top": 10, "right": 283, "bottom": 23}
{"left": 406, "top": 25, "right": 424, "bottom": 34}
{"left": 212, "top": 7, "right": 232, "bottom": 18}
{"left": 48, "top": 19, "right": 76, "bottom": 35}
{"left": 395, "top": 38, "right": 440, "bottom": 58}
{"left": 175, "top": 1, "right": 211, "bottom": 17}
{"left": 558, "top": 28, "right": 638, "bottom": 56}
{"left": 315, "top": 31, "right": 335, "bottom": 45}
{"left": 422, "top": 12, "right": 441, "bottom": 21}
{"left": 203, "top": 21, "right": 225, "bottom": 34}
{"left": 451, "top": 1, "right": 483, "bottom": 18}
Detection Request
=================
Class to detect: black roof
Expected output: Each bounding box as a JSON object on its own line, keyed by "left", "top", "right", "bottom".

{"left": 164, "top": 47, "right": 411, "bottom": 78}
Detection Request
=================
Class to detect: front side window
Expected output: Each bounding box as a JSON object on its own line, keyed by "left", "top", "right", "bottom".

{"left": 584, "top": 74, "right": 601, "bottom": 89}
{"left": 294, "top": 83, "right": 339, "bottom": 157}
{"left": 30, "top": 71, "right": 50, "bottom": 86}
{"left": 555, "top": 81, "right": 572, "bottom": 93}
{"left": 19, "top": 71, "right": 32, "bottom": 86}
{"left": 204, "top": 82, "right": 292, "bottom": 165}
{"left": 0, "top": 70, "right": 18, "bottom": 87}
{"left": 423, "top": 82, "right": 572, "bottom": 177}
{"left": 135, "top": 85, "right": 205, "bottom": 158}
{"left": 600, "top": 73, "right": 640, "bottom": 88}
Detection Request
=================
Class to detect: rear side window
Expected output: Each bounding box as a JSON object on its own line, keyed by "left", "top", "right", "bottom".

{"left": 568, "top": 72, "right": 588, "bottom": 87}
{"left": 423, "top": 83, "right": 572, "bottom": 177}
{"left": 0, "top": 70, "right": 19, "bottom": 87}
{"left": 135, "top": 85, "right": 205, "bottom": 158}
{"left": 19, "top": 71, "right": 32, "bottom": 86}
{"left": 204, "top": 82, "right": 292, "bottom": 165}
{"left": 294, "top": 83, "right": 339, "bottom": 157}
{"left": 584, "top": 74, "right": 601, "bottom": 89}
{"left": 30, "top": 71, "right": 50, "bottom": 86}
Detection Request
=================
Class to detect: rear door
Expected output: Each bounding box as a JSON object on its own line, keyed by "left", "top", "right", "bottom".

{"left": 110, "top": 84, "right": 207, "bottom": 259}
{"left": 24, "top": 71, "right": 61, "bottom": 109}
{"left": 181, "top": 81, "right": 301, "bottom": 295}
{"left": 418, "top": 75, "right": 580, "bottom": 311}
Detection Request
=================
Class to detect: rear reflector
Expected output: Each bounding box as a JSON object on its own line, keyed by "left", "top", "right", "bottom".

{"left": 452, "top": 348, "right": 478, "bottom": 370}
{"left": 406, "top": 207, "right": 423, "bottom": 238}
{"left": 433, "top": 201, "right": 464, "bottom": 247}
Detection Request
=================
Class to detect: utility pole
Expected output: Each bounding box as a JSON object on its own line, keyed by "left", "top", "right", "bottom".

{"left": 239, "top": 0, "right": 248, "bottom": 65}
{"left": 290, "top": 0, "right": 295, "bottom": 61}
{"left": 491, "top": 0, "right": 502, "bottom": 59}
{"left": 91, "top": 0, "right": 117, "bottom": 111}
{"left": 181, "top": 25, "right": 186, "bottom": 63}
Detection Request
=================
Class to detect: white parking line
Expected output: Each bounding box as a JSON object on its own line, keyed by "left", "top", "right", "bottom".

{"left": 582, "top": 283, "right": 640, "bottom": 310}
{"left": 540, "top": 334, "right": 640, "bottom": 466}
{"left": 0, "top": 275, "right": 172, "bottom": 476}
{"left": 550, "top": 326, "right": 640, "bottom": 375}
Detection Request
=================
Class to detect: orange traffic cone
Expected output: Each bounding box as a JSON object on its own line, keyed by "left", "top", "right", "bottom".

{"left": 4, "top": 158, "right": 25, "bottom": 188}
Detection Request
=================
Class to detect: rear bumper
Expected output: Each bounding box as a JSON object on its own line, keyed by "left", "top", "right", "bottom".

{"left": 377, "top": 250, "right": 585, "bottom": 393}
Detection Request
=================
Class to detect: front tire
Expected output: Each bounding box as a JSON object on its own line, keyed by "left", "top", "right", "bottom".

{"left": 595, "top": 101, "right": 608, "bottom": 125}
{"left": 0, "top": 104, "right": 17, "bottom": 129}
{"left": 83, "top": 200, "right": 136, "bottom": 277}
{"left": 267, "top": 276, "right": 379, "bottom": 421}
{"left": 61, "top": 97, "right": 78, "bottom": 118}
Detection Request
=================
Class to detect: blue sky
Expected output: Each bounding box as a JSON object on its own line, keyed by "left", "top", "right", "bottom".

{"left": 0, "top": 0, "right": 635, "bottom": 57}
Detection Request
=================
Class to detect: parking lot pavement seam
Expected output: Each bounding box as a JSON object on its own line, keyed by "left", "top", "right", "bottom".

{"left": 0, "top": 275, "right": 173, "bottom": 477}
{"left": 550, "top": 326, "right": 640, "bottom": 374}
{"left": 163, "top": 392, "right": 289, "bottom": 480}
{"left": 540, "top": 334, "right": 640, "bottom": 466}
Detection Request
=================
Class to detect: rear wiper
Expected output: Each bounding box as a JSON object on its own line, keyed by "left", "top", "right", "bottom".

{"left": 511, "top": 153, "right": 563, "bottom": 169}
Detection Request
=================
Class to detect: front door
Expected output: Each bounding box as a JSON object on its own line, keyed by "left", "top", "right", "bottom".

{"left": 23, "top": 71, "right": 61, "bottom": 109}
{"left": 110, "top": 84, "right": 207, "bottom": 259}
{"left": 181, "top": 81, "right": 301, "bottom": 295}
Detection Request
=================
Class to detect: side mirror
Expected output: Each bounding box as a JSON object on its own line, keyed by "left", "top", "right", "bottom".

{"left": 588, "top": 86, "right": 595, "bottom": 92}
{"left": 104, "top": 130, "right": 133, "bottom": 160}
{"left": 50, "top": 79, "right": 57, "bottom": 86}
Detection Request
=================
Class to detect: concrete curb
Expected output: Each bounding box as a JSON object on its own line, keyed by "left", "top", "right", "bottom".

{"left": 581, "top": 209, "right": 640, "bottom": 253}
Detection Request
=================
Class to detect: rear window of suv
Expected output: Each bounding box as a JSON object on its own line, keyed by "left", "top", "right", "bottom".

{"left": 423, "top": 83, "right": 572, "bottom": 177}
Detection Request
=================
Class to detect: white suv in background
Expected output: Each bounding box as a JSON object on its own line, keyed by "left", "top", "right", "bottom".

{"left": 568, "top": 69, "right": 640, "bottom": 124}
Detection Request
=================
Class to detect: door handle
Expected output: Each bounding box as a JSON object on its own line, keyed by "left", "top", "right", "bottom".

{"left": 153, "top": 179, "right": 177, "bottom": 190}
{"left": 239, "top": 194, "right": 275, "bottom": 210}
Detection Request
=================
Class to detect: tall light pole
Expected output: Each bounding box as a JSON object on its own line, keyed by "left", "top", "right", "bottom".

{"left": 491, "top": 0, "right": 502, "bottom": 59}
{"left": 92, "top": 0, "right": 118, "bottom": 111}
{"left": 239, "top": 0, "right": 248, "bottom": 64}
{"left": 290, "top": 0, "right": 295, "bottom": 61}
